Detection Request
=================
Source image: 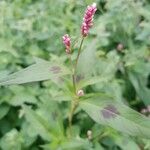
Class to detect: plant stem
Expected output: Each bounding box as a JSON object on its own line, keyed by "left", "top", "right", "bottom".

{"left": 68, "top": 99, "right": 78, "bottom": 137}
{"left": 68, "top": 37, "right": 84, "bottom": 137}
{"left": 72, "top": 74, "right": 76, "bottom": 94}
{"left": 68, "top": 54, "right": 76, "bottom": 93}
{"left": 74, "top": 37, "right": 84, "bottom": 75}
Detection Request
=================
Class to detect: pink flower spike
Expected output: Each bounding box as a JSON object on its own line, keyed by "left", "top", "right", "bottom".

{"left": 62, "top": 34, "right": 71, "bottom": 54}
{"left": 81, "top": 3, "right": 97, "bottom": 37}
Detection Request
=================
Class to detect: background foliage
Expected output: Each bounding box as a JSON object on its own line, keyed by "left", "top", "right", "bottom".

{"left": 0, "top": 0, "right": 150, "bottom": 149}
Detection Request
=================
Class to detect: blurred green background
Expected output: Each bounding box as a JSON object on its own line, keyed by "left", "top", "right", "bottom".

{"left": 0, "top": 0, "right": 150, "bottom": 149}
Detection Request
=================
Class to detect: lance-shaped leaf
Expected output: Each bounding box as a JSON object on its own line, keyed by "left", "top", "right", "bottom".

{"left": 128, "top": 71, "right": 150, "bottom": 105}
{"left": 23, "top": 105, "right": 54, "bottom": 141}
{"left": 80, "top": 96, "right": 150, "bottom": 139}
{"left": 40, "top": 138, "right": 91, "bottom": 150}
{"left": 0, "top": 58, "right": 70, "bottom": 86}
{"left": 77, "top": 39, "right": 97, "bottom": 77}
{"left": 77, "top": 76, "right": 108, "bottom": 89}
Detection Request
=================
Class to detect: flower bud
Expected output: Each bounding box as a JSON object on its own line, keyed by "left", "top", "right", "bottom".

{"left": 141, "top": 108, "right": 147, "bottom": 114}
{"left": 62, "top": 34, "right": 71, "bottom": 54}
{"left": 87, "top": 130, "right": 92, "bottom": 140}
{"left": 117, "top": 43, "right": 124, "bottom": 51}
{"left": 77, "top": 89, "right": 84, "bottom": 97}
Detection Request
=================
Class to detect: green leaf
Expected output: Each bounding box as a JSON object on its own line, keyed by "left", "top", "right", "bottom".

{"left": 20, "top": 121, "right": 37, "bottom": 147}
{"left": 77, "top": 76, "right": 108, "bottom": 89}
{"left": 23, "top": 105, "right": 53, "bottom": 141}
{"left": 80, "top": 95, "right": 150, "bottom": 139}
{"left": 61, "top": 139, "right": 91, "bottom": 150}
{"left": 77, "top": 39, "right": 97, "bottom": 77}
{"left": 0, "top": 104, "right": 9, "bottom": 119}
{"left": 114, "top": 135, "right": 140, "bottom": 150}
{"left": 0, "top": 129, "right": 23, "bottom": 150}
{"left": 92, "top": 51, "right": 120, "bottom": 82}
{"left": 77, "top": 51, "right": 120, "bottom": 89}
{"left": 36, "top": 100, "right": 65, "bottom": 138}
{"left": 128, "top": 71, "right": 150, "bottom": 105}
{"left": 10, "top": 94, "right": 37, "bottom": 106}
{"left": 0, "top": 58, "right": 70, "bottom": 86}
{"left": 0, "top": 70, "right": 9, "bottom": 78}
{"left": 41, "top": 138, "right": 92, "bottom": 150}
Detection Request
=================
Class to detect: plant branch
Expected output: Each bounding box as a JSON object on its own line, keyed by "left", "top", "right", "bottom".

{"left": 68, "top": 99, "right": 78, "bottom": 137}
{"left": 68, "top": 37, "right": 84, "bottom": 137}
{"left": 74, "top": 37, "right": 84, "bottom": 75}
{"left": 68, "top": 54, "right": 76, "bottom": 93}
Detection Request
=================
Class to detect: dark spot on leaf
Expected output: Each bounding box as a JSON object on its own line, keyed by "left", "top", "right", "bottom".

{"left": 76, "top": 74, "right": 84, "bottom": 83}
{"left": 51, "top": 111, "right": 58, "bottom": 120}
{"left": 101, "top": 104, "right": 119, "bottom": 119}
{"left": 50, "top": 66, "right": 61, "bottom": 74}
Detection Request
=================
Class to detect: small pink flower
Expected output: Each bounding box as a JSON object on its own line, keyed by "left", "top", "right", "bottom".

{"left": 62, "top": 34, "right": 71, "bottom": 54}
{"left": 81, "top": 3, "right": 97, "bottom": 37}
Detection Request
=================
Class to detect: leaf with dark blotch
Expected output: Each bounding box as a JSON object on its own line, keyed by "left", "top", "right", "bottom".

{"left": 80, "top": 96, "right": 150, "bottom": 139}
{"left": 50, "top": 66, "right": 61, "bottom": 74}
{"left": 0, "top": 58, "right": 70, "bottom": 86}
{"left": 75, "top": 74, "right": 84, "bottom": 83}
{"left": 101, "top": 104, "right": 120, "bottom": 119}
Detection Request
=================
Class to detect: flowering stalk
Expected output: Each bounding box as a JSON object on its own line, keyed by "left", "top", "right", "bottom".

{"left": 62, "top": 3, "right": 97, "bottom": 137}
{"left": 74, "top": 37, "right": 84, "bottom": 76}
{"left": 63, "top": 34, "right": 77, "bottom": 95}
{"left": 74, "top": 3, "right": 97, "bottom": 74}
{"left": 68, "top": 37, "right": 85, "bottom": 137}
{"left": 81, "top": 3, "right": 97, "bottom": 37}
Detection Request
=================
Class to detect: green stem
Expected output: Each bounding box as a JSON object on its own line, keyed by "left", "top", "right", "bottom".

{"left": 72, "top": 74, "right": 76, "bottom": 94}
{"left": 68, "top": 36, "right": 84, "bottom": 137}
{"left": 74, "top": 37, "right": 84, "bottom": 75}
{"left": 68, "top": 54, "right": 76, "bottom": 93}
{"left": 68, "top": 99, "right": 78, "bottom": 137}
